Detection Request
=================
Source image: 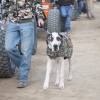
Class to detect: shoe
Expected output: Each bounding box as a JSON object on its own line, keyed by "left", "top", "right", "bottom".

{"left": 66, "top": 30, "right": 70, "bottom": 34}
{"left": 17, "top": 81, "right": 27, "bottom": 88}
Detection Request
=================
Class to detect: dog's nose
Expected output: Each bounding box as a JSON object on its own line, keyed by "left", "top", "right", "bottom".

{"left": 53, "top": 44, "right": 58, "bottom": 51}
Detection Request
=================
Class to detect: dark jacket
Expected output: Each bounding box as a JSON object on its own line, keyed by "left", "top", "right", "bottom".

{"left": 2, "top": 0, "right": 44, "bottom": 23}
{"left": 58, "top": 0, "right": 75, "bottom": 6}
{"left": 77, "top": 0, "right": 82, "bottom": 2}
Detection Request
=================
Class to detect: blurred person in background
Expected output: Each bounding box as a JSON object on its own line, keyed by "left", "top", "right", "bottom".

{"left": 77, "top": 0, "right": 83, "bottom": 17}
{"left": 58, "top": 0, "right": 75, "bottom": 34}
{"left": 85, "top": 0, "right": 95, "bottom": 19}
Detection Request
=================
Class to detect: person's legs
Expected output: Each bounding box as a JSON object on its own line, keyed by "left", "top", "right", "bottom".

{"left": 65, "top": 6, "right": 72, "bottom": 32}
{"left": 18, "top": 22, "right": 34, "bottom": 83}
{"left": 60, "top": 6, "right": 68, "bottom": 18}
{"left": 60, "top": 6, "right": 72, "bottom": 32}
{"left": 5, "top": 22, "right": 21, "bottom": 68}
{"left": 77, "top": 1, "right": 83, "bottom": 16}
{"left": 5, "top": 21, "right": 34, "bottom": 87}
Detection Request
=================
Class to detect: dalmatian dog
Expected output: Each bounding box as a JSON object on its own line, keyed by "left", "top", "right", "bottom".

{"left": 43, "top": 32, "right": 73, "bottom": 90}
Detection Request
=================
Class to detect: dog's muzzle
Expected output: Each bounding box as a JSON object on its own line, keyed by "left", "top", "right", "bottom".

{"left": 53, "top": 44, "right": 58, "bottom": 51}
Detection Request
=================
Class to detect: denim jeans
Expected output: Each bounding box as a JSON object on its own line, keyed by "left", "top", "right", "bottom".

{"left": 77, "top": 1, "right": 83, "bottom": 16}
{"left": 5, "top": 21, "right": 34, "bottom": 82}
{"left": 60, "top": 6, "right": 72, "bottom": 31}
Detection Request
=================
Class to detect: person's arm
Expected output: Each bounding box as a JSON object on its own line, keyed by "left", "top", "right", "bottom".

{"left": 2, "top": 0, "right": 9, "bottom": 22}
{"left": 34, "top": 2, "right": 44, "bottom": 20}
{"left": 34, "top": 2, "right": 44, "bottom": 26}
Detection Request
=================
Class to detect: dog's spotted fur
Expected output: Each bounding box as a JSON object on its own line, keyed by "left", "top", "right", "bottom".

{"left": 43, "top": 32, "right": 73, "bottom": 90}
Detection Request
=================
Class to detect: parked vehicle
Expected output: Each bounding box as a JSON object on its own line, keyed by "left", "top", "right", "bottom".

{"left": 0, "top": 0, "right": 78, "bottom": 78}
{"left": 41, "top": 0, "right": 78, "bottom": 32}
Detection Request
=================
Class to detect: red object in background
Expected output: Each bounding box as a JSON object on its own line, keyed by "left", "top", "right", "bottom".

{"left": 42, "top": 0, "right": 52, "bottom": 18}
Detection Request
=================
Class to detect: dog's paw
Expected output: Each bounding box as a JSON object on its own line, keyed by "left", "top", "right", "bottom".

{"left": 68, "top": 75, "right": 72, "bottom": 81}
{"left": 59, "top": 83, "right": 64, "bottom": 89}
{"left": 43, "top": 82, "right": 49, "bottom": 90}
{"left": 55, "top": 82, "right": 60, "bottom": 86}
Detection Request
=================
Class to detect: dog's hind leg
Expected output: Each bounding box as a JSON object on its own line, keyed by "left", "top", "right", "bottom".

{"left": 68, "top": 57, "right": 72, "bottom": 81}
{"left": 43, "top": 57, "right": 52, "bottom": 90}
{"left": 59, "top": 58, "right": 65, "bottom": 89}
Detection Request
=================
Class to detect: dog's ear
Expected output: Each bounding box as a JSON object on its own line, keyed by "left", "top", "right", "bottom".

{"left": 45, "top": 34, "right": 52, "bottom": 45}
{"left": 59, "top": 33, "right": 63, "bottom": 40}
{"left": 47, "top": 34, "right": 52, "bottom": 39}
{"left": 46, "top": 30, "right": 52, "bottom": 41}
{"left": 45, "top": 34, "right": 51, "bottom": 40}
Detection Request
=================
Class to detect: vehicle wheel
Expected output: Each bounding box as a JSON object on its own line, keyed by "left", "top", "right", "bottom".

{"left": 47, "top": 8, "right": 61, "bottom": 33}
{"left": 32, "top": 17, "right": 38, "bottom": 55}
{"left": 71, "top": 1, "right": 78, "bottom": 21}
{"left": 61, "top": 17, "right": 66, "bottom": 32}
{"left": 0, "top": 29, "right": 15, "bottom": 78}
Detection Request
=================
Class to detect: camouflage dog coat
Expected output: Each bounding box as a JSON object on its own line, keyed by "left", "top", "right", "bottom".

{"left": 47, "top": 33, "right": 73, "bottom": 59}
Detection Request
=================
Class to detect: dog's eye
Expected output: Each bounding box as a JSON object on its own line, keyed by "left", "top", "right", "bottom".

{"left": 50, "top": 37, "right": 53, "bottom": 42}
{"left": 56, "top": 37, "right": 61, "bottom": 41}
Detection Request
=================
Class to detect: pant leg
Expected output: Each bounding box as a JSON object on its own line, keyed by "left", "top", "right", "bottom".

{"left": 65, "top": 6, "right": 72, "bottom": 31}
{"left": 60, "top": 6, "right": 68, "bottom": 18}
{"left": 10, "top": 60, "right": 16, "bottom": 72}
{"left": 19, "top": 22, "right": 34, "bottom": 83}
{"left": 77, "top": 1, "right": 83, "bottom": 16}
{"left": 5, "top": 22, "right": 21, "bottom": 67}
{"left": 60, "top": 6, "right": 70, "bottom": 31}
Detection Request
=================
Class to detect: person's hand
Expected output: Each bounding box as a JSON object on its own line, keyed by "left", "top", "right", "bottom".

{"left": 2, "top": 19, "right": 6, "bottom": 25}
{"left": 1, "top": 19, "right": 6, "bottom": 30}
{"left": 38, "top": 19, "right": 44, "bottom": 27}
{"left": 70, "top": 5, "right": 73, "bottom": 7}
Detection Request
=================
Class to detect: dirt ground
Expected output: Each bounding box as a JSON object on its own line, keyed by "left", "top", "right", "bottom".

{"left": 0, "top": 2, "right": 100, "bottom": 100}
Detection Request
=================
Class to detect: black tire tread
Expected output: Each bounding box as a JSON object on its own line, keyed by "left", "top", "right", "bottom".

{"left": 0, "top": 29, "right": 14, "bottom": 78}
{"left": 47, "top": 8, "right": 61, "bottom": 33}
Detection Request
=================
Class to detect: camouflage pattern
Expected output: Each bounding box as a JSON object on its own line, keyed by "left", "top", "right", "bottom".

{"left": 2, "top": 0, "right": 44, "bottom": 22}
{"left": 47, "top": 33, "right": 73, "bottom": 59}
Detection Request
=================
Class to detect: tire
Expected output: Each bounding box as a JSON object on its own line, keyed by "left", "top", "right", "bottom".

{"left": 71, "top": 1, "right": 78, "bottom": 21}
{"left": 61, "top": 17, "right": 66, "bottom": 32}
{"left": 47, "top": 8, "right": 61, "bottom": 33}
{"left": 0, "top": 29, "right": 15, "bottom": 78}
{"left": 32, "top": 17, "right": 38, "bottom": 55}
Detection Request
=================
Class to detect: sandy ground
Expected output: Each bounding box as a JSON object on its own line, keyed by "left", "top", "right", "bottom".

{"left": 0, "top": 2, "right": 100, "bottom": 100}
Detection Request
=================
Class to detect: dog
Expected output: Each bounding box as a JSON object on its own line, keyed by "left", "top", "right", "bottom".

{"left": 43, "top": 32, "right": 73, "bottom": 90}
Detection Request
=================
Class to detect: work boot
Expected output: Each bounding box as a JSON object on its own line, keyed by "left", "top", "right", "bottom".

{"left": 17, "top": 81, "right": 27, "bottom": 88}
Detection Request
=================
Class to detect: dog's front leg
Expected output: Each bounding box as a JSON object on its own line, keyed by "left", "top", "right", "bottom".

{"left": 43, "top": 57, "right": 52, "bottom": 90}
{"left": 68, "top": 58, "right": 72, "bottom": 81}
{"left": 59, "top": 58, "right": 65, "bottom": 89}
{"left": 55, "top": 61, "right": 60, "bottom": 86}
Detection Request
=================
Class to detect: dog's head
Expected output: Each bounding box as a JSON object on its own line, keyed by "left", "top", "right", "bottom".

{"left": 46, "top": 32, "right": 62, "bottom": 52}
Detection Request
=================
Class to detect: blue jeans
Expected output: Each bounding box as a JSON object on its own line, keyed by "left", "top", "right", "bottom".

{"left": 60, "top": 6, "right": 72, "bottom": 31}
{"left": 77, "top": 1, "right": 83, "bottom": 16}
{"left": 5, "top": 21, "right": 34, "bottom": 82}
